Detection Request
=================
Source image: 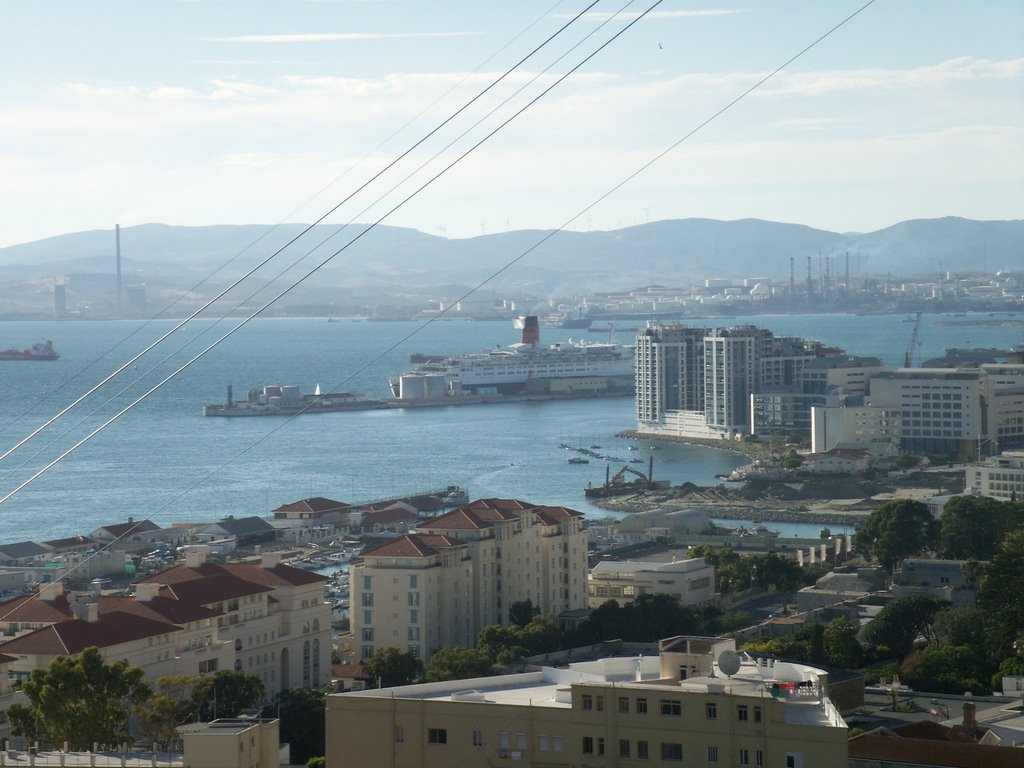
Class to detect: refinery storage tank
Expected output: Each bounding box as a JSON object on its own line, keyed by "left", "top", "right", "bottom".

{"left": 280, "top": 385, "right": 301, "bottom": 406}
{"left": 423, "top": 373, "right": 447, "bottom": 399}
{"left": 398, "top": 374, "right": 427, "bottom": 400}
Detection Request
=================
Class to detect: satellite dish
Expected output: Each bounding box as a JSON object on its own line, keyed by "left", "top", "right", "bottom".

{"left": 718, "top": 650, "right": 741, "bottom": 677}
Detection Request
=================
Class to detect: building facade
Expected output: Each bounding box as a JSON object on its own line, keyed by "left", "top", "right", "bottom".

{"left": 966, "top": 450, "right": 1024, "bottom": 499}
{"left": 350, "top": 499, "right": 587, "bottom": 663}
{"left": 587, "top": 558, "right": 716, "bottom": 609}
{"left": 326, "top": 636, "right": 849, "bottom": 768}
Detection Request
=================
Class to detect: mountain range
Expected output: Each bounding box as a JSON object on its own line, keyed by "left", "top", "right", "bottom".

{"left": 0, "top": 217, "right": 1020, "bottom": 317}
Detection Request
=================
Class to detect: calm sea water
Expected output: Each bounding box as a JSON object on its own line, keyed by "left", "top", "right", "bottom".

{"left": 0, "top": 312, "right": 1020, "bottom": 544}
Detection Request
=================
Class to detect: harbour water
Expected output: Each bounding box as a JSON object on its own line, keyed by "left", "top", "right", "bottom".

{"left": 0, "top": 312, "right": 1019, "bottom": 543}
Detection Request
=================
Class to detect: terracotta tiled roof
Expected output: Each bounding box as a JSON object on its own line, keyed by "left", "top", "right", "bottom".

{"left": 532, "top": 505, "right": 582, "bottom": 525}
{"left": 848, "top": 727, "right": 1020, "bottom": 768}
{"left": 159, "top": 574, "right": 272, "bottom": 605}
{"left": 99, "top": 594, "right": 221, "bottom": 624}
{"left": 416, "top": 508, "right": 493, "bottom": 531}
{"left": 360, "top": 534, "right": 462, "bottom": 558}
{"left": 273, "top": 496, "right": 349, "bottom": 514}
{"left": 0, "top": 610, "right": 179, "bottom": 656}
{"left": 362, "top": 506, "right": 420, "bottom": 525}
{"left": 0, "top": 593, "right": 73, "bottom": 624}
{"left": 139, "top": 560, "right": 324, "bottom": 593}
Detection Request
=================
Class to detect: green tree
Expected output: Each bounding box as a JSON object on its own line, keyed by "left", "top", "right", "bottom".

{"left": 361, "top": 647, "right": 424, "bottom": 688}
{"left": 509, "top": 599, "right": 538, "bottom": 627}
{"left": 857, "top": 499, "right": 938, "bottom": 571}
{"left": 939, "top": 495, "right": 1004, "bottom": 560}
{"left": 7, "top": 647, "right": 151, "bottom": 750}
{"left": 862, "top": 594, "right": 943, "bottom": 658}
{"left": 823, "top": 618, "right": 863, "bottom": 669}
{"left": 262, "top": 688, "right": 326, "bottom": 765}
{"left": 136, "top": 675, "right": 195, "bottom": 751}
{"left": 933, "top": 606, "right": 986, "bottom": 648}
{"left": 190, "top": 670, "right": 265, "bottom": 721}
{"left": 979, "top": 529, "right": 1024, "bottom": 659}
{"left": 477, "top": 615, "right": 560, "bottom": 664}
{"left": 899, "top": 645, "right": 993, "bottom": 695}
{"left": 426, "top": 646, "right": 495, "bottom": 682}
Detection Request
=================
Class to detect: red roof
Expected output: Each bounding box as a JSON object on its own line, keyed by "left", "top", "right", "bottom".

{"left": 360, "top": 534, "right": 462, "bottom": 558}
{"left": 848, "top": 727, "right": 1020, "bottom": 768}
{"left": 138, "top": 560, "right": 325, "bottom": 591}
{"left": 0, "top": 593, "right": 73, "bottom": 624}
{"left": 97, "top": 519, "right": 161, "bottom": 539}
{"left": 0, "top": 610, "right": 179, "bottom": 656}
{"left": 418, "top": 499, "right": 582, "bottom": 531}
{"left": 100, "top": 594, "right": 221, "bottom": 624}
{"left": 273, "top": 496, "right": 349, "bottom": 515}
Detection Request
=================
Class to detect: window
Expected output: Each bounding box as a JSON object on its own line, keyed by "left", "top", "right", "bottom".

{"left": 636, "top": 697, "right": 648, "bottom": 714}
{"left": 428, "top": 728, "right": 447, "bottom": 745}
{"left": 596, "top": 695, "right": 604, "bottom": 712}
{"left": 737, "top": 704, "right": 749, "bottom": 722}
{"left": 637, "top": 740, "right": 649, "bottom": 759}
{"left": 552, "top": 736, "right": 563, "bottom": 753}
{"left": 472, "top": 730, "right": 483, "bottom": 747}
{"left": 597, "top": 738, "right": 605, "bottom": 756}
{"left": 409, "top": 609, "right": 418, "bottom": 624}
{"left": 661, "top": 699, "right": 682, "bottom": 716}
{"left": 360, "top": 593, "right": 373, "bottom": 607}
{"left": 517, "top": 733, "right": 527, "bottom": 751}
{"left": 706, "top": 702, "right": 717, "bottom": 720}
{"left": 407, "top": 592, "right": 420, "bottom": 606}
{"left": 538, "top": 735, "right": 549, "bottom": 752}
{"left": 785, "top": 753, "right": 803, "bottom": 768}
{"left": 409, "top": 575, "right": 418, "bottom": 588}
{"left": 739, "top": 748, "right": 750, "bottom": 766}
{"left": 754, "top": 705, "right": 762, "bottom": 723}
{"left": 661, "top": 743, "right": 683, "bottom": 761}
{"left": 361, "top": 628, "right": 374, "bottom": 641}
{"left": 363, "top": 575, "right": 372, "bottom": 589}
{"left": 707, "top": 746, "right": 719, "bottom": 764}
{"left": 581, "top": 694, "right": 593, "bottom": 711}
{"left": 619, "top": 739, "right": 630, "bottom": 758}
{"left": 756, "top": 749, "right": 764, "bottom": 767}
{"left": 394, "top": 726, "right": 404, "bottom": 743}
{"left": 582, "top": 736, "right": 594, "bottom": 755}
{"left": 618, "top": 696, "right": 630, "bottom": 713}
{"left": 408, "top": 627, "right": 420, "bottom": 641}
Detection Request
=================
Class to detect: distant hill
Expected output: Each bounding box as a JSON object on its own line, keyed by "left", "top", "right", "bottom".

{"left": 0, "top": 217, "right": 1019, "bottom": 316}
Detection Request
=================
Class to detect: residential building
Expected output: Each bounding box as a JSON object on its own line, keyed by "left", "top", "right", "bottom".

{"left": 326, "top": 636, "right": 849, "bottom": 768}
{"left": 0, "top": 549, "right": 330, "bottom": 703}
{"left": 272, "top": 496, "right": 349, "bottom": 525}
{"left": 587, "top": 557, "right": 715, "bottom": 609}
{"left": 180, "top": 718, "right": 281, "bottom": 768}
{"left": 966, "top": 450, "right": 1024, "bottom": 499}
{"left": 350, "top": 499, "right": 587, "bottom": 663}
{"left": 636, "top": 323, "right": 848, "bottom": 440}
{"left": 198, "top": 516, "right": 276, "bottom": 548}
{"left": 89, "top": 518, "right": 185, "bottom": 553}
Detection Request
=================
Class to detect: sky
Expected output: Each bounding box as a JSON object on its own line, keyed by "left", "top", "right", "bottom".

{"left": 1, "top": 0, "right": 1022, "bottom": 248}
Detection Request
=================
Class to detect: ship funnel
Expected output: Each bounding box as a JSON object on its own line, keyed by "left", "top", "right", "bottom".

{"left": 521, "top": 315, "right": 540, "bottom": 345}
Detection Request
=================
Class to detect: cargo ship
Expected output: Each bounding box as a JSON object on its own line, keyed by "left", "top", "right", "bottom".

{"left": 390, "top": 315, "right": 635, "bottom": 400}
{"left": 0, "top": 340, "right": 59, "bottom": 361}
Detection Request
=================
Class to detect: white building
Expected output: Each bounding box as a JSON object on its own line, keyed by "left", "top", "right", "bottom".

{"left": 966, "top": 450, "right": 1024, "bottom": 499}
{"left": 587, "top": 557, "right": 716, "bottom": 609}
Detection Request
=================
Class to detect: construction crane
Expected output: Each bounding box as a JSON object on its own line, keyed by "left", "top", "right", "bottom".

{"left": 904, "top": 311, "right": 922, "bottom": 368}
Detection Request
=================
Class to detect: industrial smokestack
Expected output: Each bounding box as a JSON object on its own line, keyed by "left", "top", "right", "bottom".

{"left": 115, "top": 224, "right": 123, "bottom": 315}
{"left": 521, "top": 316, "right": 540, "bottom": 345}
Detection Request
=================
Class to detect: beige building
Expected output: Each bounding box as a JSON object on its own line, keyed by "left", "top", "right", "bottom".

{"left": 587, "top": 557, "right": 716, "bottom": 609}
{"left": 350, "top": 498, "right": 587, "bottom": 663}
{"left": 326, "top": 635, "right": 848, "bottom": 768}
{"left": 181, "top": 718, "right": 281, "bottom": 768}
{"left": 0, "top": 549, "right": 330, "bottom": 706}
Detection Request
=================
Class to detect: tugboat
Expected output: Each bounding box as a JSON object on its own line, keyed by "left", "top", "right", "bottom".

{"left": 0, "top": 340, "right": 59, "bottom": 361}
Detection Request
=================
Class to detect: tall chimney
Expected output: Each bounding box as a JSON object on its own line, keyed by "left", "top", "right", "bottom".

{"left": 962, "top": 700, "right": 977, "bottom": 737}
{"left": 115, "top": 224, "right": 123, "bottom": 316}
{"left": 521, "top": 316, "right": 540, "bottom": 346}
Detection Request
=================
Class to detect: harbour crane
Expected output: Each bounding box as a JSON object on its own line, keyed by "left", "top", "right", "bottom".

{"left": 904, "top": 311, "right": 922, "bottom": 368}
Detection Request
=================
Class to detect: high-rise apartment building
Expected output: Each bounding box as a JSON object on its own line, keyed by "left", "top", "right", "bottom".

{"left": 637, "top": 324, "right": 838, "bottom": 439}
{"left": 350, "top": 499, "right": 587, "bottom": 663}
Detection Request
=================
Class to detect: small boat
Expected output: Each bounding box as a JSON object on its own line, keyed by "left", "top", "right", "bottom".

{"left": 750, "top": 521, "right": 781, "bottom": 537}
{"left": 568, "top": 457, "right": 590, "bottom": 464}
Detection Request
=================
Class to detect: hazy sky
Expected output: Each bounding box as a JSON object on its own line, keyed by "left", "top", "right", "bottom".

{"left": 2, "top": 0, "right": 1021, "bottom": 247}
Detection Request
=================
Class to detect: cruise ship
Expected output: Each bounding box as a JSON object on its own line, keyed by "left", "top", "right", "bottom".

{"left": 390, "top": 316, "right": 636, "bottom": 399}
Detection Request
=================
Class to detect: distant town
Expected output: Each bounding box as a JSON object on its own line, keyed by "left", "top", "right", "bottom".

{"left": 2, "top": 292, "right": 1024, "bottom": 765}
